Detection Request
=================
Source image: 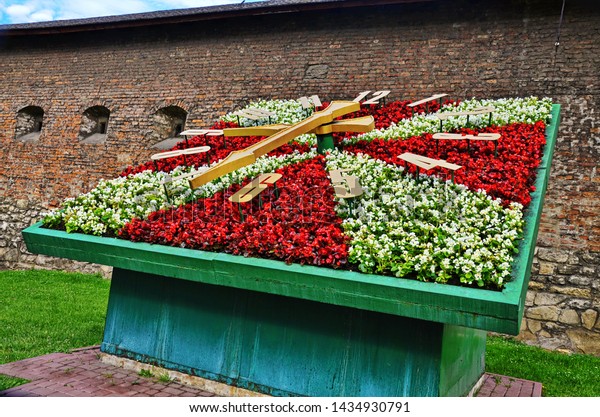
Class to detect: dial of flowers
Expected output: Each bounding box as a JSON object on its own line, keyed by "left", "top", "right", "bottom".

{"left": 115, "top": 99, "right": 547, "bottom": 288}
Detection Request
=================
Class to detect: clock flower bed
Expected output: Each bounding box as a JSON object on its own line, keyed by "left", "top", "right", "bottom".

{"left": 42, "top": 96, "right": 553, "bottom": 290}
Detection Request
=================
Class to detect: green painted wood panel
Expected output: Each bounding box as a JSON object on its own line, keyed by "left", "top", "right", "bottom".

{"left": 102, "top": 268, "right": 484, "bottom": 396}
{"left": 439, "top": 325, "right": 486, "bottom": 396}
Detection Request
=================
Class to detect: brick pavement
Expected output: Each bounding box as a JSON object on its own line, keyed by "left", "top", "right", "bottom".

{"left": 0, "top": 346, "right": 216, "bottom": 397}
{"left": 474, "top": 373, "right": 543, "bottom": 397}
{"left": 0, "top": 347, "right": 542, "bottom": 397}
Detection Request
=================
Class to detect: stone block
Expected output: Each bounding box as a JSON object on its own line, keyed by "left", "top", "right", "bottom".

{"left": 566, "top": 329, "right": 600, "bottom": 355}
{"left": 567, "top": 254, "right": 581, "bottom": 265}
{"left": 582, "top": 252, "right": 600, "bottom": 263}
{"left": 533, "top": 292, "right": 567, "bottom": 306}
{"left": 537, "top": 333, "right": 570, "bottom": 351}
{"left": 567, "top": 275, "right": 592, "bottom": 287}
{"left": 525, "top": 291, "right": 536, "bottom": 307}
{"left": 0, "top": 248, "right": 19, "bottom": 262}
{"left": 556, "top": 264, "right": 580, "bottom": 275}
{"left": 527, "top": 281, "right": 545, "bottom": 291}
{"left": 568, "top": 299, "right": 593, "bottom": 310}
{"left": 515, "top": 327, "right": 537, "bottom": 344}
{"left": 582, "top": 266, "right": 596, "bottom": 276}
{"left": 549, "top": 285, "right": 591, "bottom": 298}
{"left": 581, "top": 309, "right": 598, "bottom": 330}
{"left": 527, "top": 319, "right": 542, "bottom": 334}
{"left": 537, "top": 247, "right": 570, "bottom": 263}
{"left": 527, "top": 306, "right": 560, "bottom": 321}
{"left": 558, "top": 309, "right": 580, "bottom": 325}
{"left": 304, "top": 64, "right": 329, "bottom": 80}
{"left": 548, "top": 275, "right": 567, "bottom": 285}
{"left": 538, "top": 261, "right": 556, "bottom": 275}
{"left": 15, "top": 199, "right": 29, "bottom": 210}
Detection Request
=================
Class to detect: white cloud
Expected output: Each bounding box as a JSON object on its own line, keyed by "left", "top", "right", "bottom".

{"left": 3, "top": 1, "right": 56, "bottom": 23}
{"left": 5, "top": 4, "right": 33, "bottom": 22}
{"left": 29, "top": 8, "right": 53, "bottom": 21}
{"left": 56, "top": 0, "right": 152, "bottom": 20}
{"left": 1, "top": 0, "right": 262, "bottom": 24}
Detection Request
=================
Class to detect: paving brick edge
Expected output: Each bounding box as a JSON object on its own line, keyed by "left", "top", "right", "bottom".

{"left": 98, "top": 352, "right": 268, "bottom": 397}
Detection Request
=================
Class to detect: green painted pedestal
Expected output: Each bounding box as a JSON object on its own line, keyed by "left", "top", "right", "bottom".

{"left": 22, "top": 105, "right": 560, "bottom": 397}
{"left": 103, "top": 267, "right": 485, "bottom": 397}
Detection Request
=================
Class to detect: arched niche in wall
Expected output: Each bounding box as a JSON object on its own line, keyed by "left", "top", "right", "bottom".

{"left": 79, "top": 105, "right": 110, "bottom": 144}
{"left": 15, "top": 105, "right": 44, "bottom": 142}
{"left": 151, "top": 105, "right": 188, "bottom": 150}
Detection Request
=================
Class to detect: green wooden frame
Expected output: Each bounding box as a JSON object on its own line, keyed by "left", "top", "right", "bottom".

{"left": 22, "top": 104, "right": 560, "bottom": 336}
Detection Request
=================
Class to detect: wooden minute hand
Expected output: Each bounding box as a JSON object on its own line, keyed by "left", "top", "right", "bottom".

{"left": 188, "top": 101, "right": 361, "bottom": 189}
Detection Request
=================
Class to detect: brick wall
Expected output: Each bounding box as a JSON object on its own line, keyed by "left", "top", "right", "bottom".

{"left": 1, "top": 0, "right": 598, "bottom": 353}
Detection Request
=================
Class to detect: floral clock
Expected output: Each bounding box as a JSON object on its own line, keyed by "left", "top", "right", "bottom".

{"left": 29, "top": 93, "right": 558, "bottom": 397}
{"left": 43, "top": 95, "right": 553, "bottom": 290}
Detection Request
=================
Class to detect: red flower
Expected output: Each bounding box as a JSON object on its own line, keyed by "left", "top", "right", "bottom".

{"left": 119, "top": 156, "right": 350, "bottom": 268}
{"left": 344, "top": 122, "right": 546, "bottom": 207}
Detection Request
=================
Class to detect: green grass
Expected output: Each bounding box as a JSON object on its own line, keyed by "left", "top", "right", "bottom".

{"left": 1, "top": 269, "right": 600, "bottom": 396}
{"left": 0, "top": 374, "right": 29, "bottom": 390}
{"left": 0, "top": 269, "right": 110, "bottom": 391}
{"left": 486, "top": 336, "right": 600, "bottom": 396}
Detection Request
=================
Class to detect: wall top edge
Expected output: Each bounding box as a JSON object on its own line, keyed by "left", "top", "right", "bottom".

{"left": 0, "top": 0, "right": 431, "bottom": 36}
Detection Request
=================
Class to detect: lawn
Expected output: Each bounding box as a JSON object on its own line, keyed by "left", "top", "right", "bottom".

{"left": 1, "top": 269, "right": 599, "bottom": 396}
{"left": 486, "top": 336, "right": 600, "bottom": 397}
{"left": 0, "top": 269, "right": 110, "bottom": 390}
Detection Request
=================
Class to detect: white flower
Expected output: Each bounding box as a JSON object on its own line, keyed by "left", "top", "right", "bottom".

{"left": 325, "top": 150, "right": 523, "bottom": 287}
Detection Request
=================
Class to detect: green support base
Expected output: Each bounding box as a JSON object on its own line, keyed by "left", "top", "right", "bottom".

{"left": 101, "top": 267, "right": 485, "bottom": 397}
{"left": 317, "top": 133, "right": 335, "bottom": 154}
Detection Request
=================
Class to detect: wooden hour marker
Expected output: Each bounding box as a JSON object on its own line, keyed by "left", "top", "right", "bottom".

{"left": 299, "top": 95, "right": 322, "bottom": 109}
{"left": 329, "top": 170, "right": 363, "bottom": 198}
{"left": 432, "top": 133, "right": 501, "bottom": 141}
{"left": 151, "top": 146, "right": 211, "bottom": 169}
{"left": 229, "top": 173, "right": 282, "bottom": 203}
{"left": 407, "top": 94, "right": 448, "bottom": 108}
{"left": 432, "top": 132, "right": 501, "bottom": 156}
{"left": 151, "top": 146, "right": 211, "bottom": 161}
{"left": 398, "top": 153, "right": 462, "bottom": 172}
{"left": 436, "top": 106, "right": 495, "bottom": 121}
{"left": 233, "top": 108, "right": 275, "bottom": 121}
{"left": 180, "top": 129, "right": 223, "bottom": 137}
{"left": 353, "top": 90, "right": 391, "bottom": 104}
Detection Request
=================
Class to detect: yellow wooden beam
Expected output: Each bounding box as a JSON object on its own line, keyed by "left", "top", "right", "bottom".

{"left": 189, "top": 101, "right": 360, "bottom": 189}
{"left": 312, "top": 116, "right": 374, "bottom": 135}
{"left": 223, "top": 116, "right": 374, "bottom": 137}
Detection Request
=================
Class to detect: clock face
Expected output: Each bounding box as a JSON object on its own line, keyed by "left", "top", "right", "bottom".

{"left": 44, "top": 93, "right": 552, "bottom": 290}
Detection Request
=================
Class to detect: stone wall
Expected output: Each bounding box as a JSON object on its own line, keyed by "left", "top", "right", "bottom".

{"left": 0, "top": 199, "right": 112, "bottom": 277}
{"left": 0, "top": 0, "right": 598, "bottom": 353}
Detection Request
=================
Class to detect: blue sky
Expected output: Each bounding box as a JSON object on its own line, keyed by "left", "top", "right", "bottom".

{"left": 0, "top": 0, "right": 265, "bottom": 24}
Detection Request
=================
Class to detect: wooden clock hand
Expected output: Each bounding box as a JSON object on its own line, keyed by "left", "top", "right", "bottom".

{"left": 223, "top": 116, "right": 374, "bottom": 137}
{"left": 188, "top": 101, "right": 363, "bottom": 189}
